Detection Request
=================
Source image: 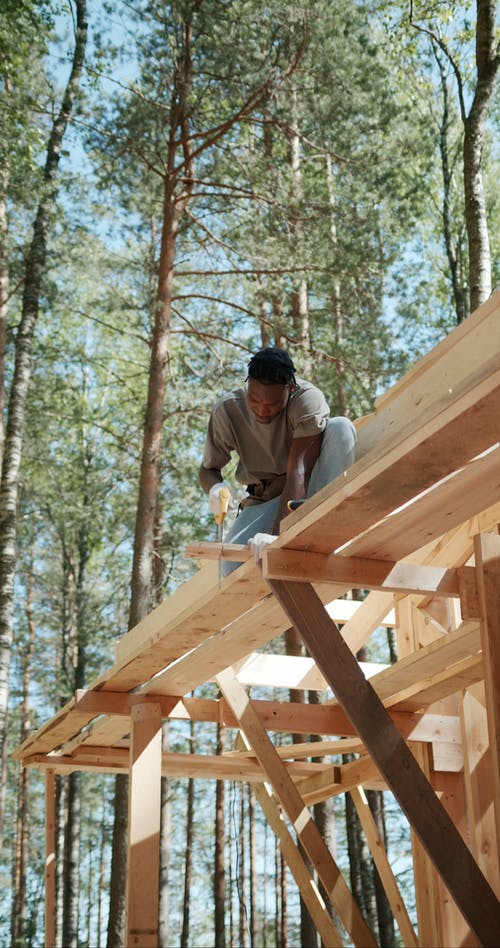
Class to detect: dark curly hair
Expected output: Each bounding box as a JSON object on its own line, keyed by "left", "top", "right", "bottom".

{"left": 247, "top": 347, "right": 296, "bottom": 386}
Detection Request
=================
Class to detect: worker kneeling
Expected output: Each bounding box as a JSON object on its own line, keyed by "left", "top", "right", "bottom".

{"left": 199, "top": 347, "right": 357, "bottom": 575}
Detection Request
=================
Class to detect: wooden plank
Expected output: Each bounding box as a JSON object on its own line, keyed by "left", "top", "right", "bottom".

{"left": 225, "top": 736, "right": 365, "bottom": 760}
{"left": 268, "top": 579, "right": 500, "bottom": 945}
{"left": 391, "top": 654, "right": 483, "bottom": 713}
{"left": 344, "top": 443, "right": 500, "bottom": 562}
{"left": 460, "top": 683, "right": 500, "bottom": 895}
{"left": 74, "top": 691, "right": 180, "bottom": 717}
{"left": 278, "top": 372, "right": 500, "bottom": 557}
{"left": 185, "top": 541, "right": 251, "bottom": 561}
{"left": 235, "top": 652, "right": 387, "bottom": 692}
{"left": 139, "top": 582, "right": 349, "bottom": 699}
{"left": 45, "top": 770, "right": 56, "bottom": 948}
{"left": 474, "top": 532, "right": 500, "bottom": 855}
{"left": 431, "top": 770, "right": 480, "bottom": 947}
{"left": 407, "top": 742, "right": 444, "bottom": 947}
{"left": 28, "top": 748, "right": 333, "bottom": 782}
{"left": 363, "top": 620, "right": 481, "bottom": 709}
{"left": 216, "top": 666, "right": 377, "bottom": 947}
{"left": 350, "top": 786, "right": 419, "bottom": 948}
{"left": 297, "top": 756, "right": 385, "bottom": 806}
{"left": 263, "top": 548, "right": 473, "bottom": 597}
{"left": 126, "top": 703, "right": 162, "bottom": 948}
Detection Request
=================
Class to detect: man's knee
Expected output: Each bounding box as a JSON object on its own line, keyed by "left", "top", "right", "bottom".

{"left": 323, "top": 416, "right": 357, "bottom": 463}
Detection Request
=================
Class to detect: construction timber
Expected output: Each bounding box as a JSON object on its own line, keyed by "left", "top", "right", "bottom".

{"left": 14, "top": 290, "right": 500, "bottom": 947}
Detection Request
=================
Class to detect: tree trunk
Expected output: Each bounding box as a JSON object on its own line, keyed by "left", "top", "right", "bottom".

{"left": 63, "top": 772, "right": 81, "bottom": 948}
{"left": 0, "top": 0, "right": 88, "bottom": 814}
{"left": 0, "top": 159, "right": 8, "bottom": 473}
{"left": 433, "top": 45, "right": 469, "bottom": 324}
{"left": 345, "top": 782, "right": 378, "bottom": 933}
{"left": 10, "top": 546, "right": 35, "bottom": 946}
{"left": 55, "top": 776, "right": 66, "bottom": 948}
{"left": 367, "top": 789, "right": 396, "bottom": 947}
{"left": 279, "top": 846, "right": 288, "bottom": 947}
{"left": 289, "top": 85, "right": 311, "bottom": 370}
{"left": 413, "top": 1, "right": 500, "bottom": 313}
{"left": 248, "top": 785, "right": 258, "bottom": 947}
{"left": 96, "top": 800, "right": 107, "bottom": 948}
{"left": 159, "top": 722, "right": 171, "bottom": 947}
{"left": 239, "top": 786, "right": 248, "bottom": 948}
{"left": 463, "top": 0, "right": 499, "bottom": 310}
{"left": 180, "top": 722, "right": 195, "bottom": 948}
{"left": 106, "top": 774, "right": 128, "bottom": 948}
{"left": 325, "top": 152, "right": 348, "bottom": 415}
{"left": 214, "top": 725, "right": 226, "bottom": 948}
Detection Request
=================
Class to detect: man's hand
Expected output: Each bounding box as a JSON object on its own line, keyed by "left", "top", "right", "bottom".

{"left": 208, "top": 481, "right": 232, "bottom": 523}
{"left": 249, "top": 532, "right": 276, "bottom": 561}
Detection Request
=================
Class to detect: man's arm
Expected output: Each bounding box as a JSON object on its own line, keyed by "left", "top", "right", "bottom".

{"left": 199, "top": 464, "right": 223, "bottom": 494}
{"left": 272, "top": 432, "right": 323, "bottom": 532}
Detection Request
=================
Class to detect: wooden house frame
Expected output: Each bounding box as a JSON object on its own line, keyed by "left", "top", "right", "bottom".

{"left": 14, "top": 291, "right": 500, "bottom": 946}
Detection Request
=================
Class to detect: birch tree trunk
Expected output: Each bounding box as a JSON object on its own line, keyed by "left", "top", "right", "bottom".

{"left": 463, "top": 0, "right": 499, "bottom": 311}
{"left": 0, "top": 164, "right": 8, "bottom": 472}
{"left": 411, "top": 0, "right": 500, "bottom": 314}
{"left": 0, "top": 0, "right": 88, "bottom": 812}
{"left": 10, "top": 545, "right": 35, "bottom": 946}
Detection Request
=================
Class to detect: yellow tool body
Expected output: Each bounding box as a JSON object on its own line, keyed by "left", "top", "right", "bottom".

{"left": 214, "top": 486, "right": 231, "bottom": 526}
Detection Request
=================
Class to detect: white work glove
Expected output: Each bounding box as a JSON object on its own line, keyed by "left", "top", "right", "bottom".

{"left": 249, "top": 532, "right": 277, "bottom": 561}
{"left": 208, "top": 481, "right": 232, "bottom": 521}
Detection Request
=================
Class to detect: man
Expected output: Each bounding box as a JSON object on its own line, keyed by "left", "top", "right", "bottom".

{"left": 199, "top": 347, "right": 357, "bottom": 571}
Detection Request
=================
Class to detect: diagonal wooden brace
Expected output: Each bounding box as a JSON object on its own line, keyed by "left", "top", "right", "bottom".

{"left": 216, "top": 666, "right": 376, "bottom": 947}
{"left": 267, "top": 578, "right": 500, "bottom": 947}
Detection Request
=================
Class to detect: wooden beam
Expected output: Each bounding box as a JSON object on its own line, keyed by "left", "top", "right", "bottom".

{"left": 125, "top": 703, "right": 162, "bottom": 948}
{"left": 350, "top": 786, "right": 418, "bottom": 948}
{"left": 297, "top": 756, "right": 386, "bottom": 806}
{"left": 216, "top": 666, "right": 377, "bottom": 947}
{"left": 460, "top": 683, "right": 500, "bottom": 895}
{"left": 474, "top": 531, "right": 500, "bottom": 855}
{"left": 45, "top": 770, "right": 56, "bottom": 948}
{"left": 280, "top": 385, "right": 500, "bottom": 559}
{"left": 28, "top": 748, "right": 333, "bottom": 782}
{"left": 234, "top": 652, "right": 387, "bottom": 692}
{"left": 185, "top": 541, "right": 251, "bottom": 561}
{"left": 268, "top": 578, "right": 500, "bottom": 946}
{"left": 74, "top": 690, "right": 180, "bottom": 717}
{"left": 224, "top": 736, "right": 365, "bottom": 760}
{"left": 263, "top": 548, "right": 474, "bottom": 598}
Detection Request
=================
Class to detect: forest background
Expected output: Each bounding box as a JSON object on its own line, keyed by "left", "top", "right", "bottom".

{"left": 1, "top": 1, "right": 499, "bottom": 946}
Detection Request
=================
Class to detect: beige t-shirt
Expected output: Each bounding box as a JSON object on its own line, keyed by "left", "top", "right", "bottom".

{"left": 201, "top": 377, "right": 330, "bottom": 487}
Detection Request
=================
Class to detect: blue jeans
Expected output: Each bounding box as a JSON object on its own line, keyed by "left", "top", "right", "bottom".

{"left": 221, "top": 416, "right": 357, "bottom": 574}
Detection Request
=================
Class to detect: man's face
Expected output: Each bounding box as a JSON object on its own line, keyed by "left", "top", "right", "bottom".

{"left": 246, "top": 378, "right": 289, "bottom": 424}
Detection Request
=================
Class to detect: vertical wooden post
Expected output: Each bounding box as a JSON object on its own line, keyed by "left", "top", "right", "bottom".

{"left": 45, "top": 769, "right": 56, "bottom": 948}
{"left": 125, "top": 702, "right": 162, "bottom": 948}
{"left": 474, "top": 531, "right": 500, "bottom": 855}
{"left": 460, "top": 682, "right": 500, "bottom": 894}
